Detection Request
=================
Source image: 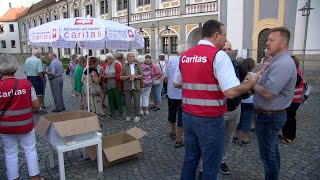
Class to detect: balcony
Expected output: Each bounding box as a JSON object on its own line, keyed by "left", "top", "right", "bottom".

{"left": 186, "top": 2, "right": 218, "bottom": 14}
{"left": 131, "top": 11, "right": 151, "bottom": 22}
{"left": 111, "top": 16, "right": 128, "bottom": 24}
{"left": 155, "top": 7, "right": 180, "bottom": 18}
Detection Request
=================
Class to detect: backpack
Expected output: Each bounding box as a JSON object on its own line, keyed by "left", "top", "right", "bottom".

{"left": 226, "top": 60, "right": 249, "bottom": 111}
{"left": 66, "top": 67, "right": 70, "bottom": 75}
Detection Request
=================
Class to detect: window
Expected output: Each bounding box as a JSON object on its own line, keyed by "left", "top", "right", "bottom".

{"left": 40, "top": 18, "right": 43, "bottom": 25}
{"left": 144, "top": 38, "right": 150, "bottom": 53}
{"left": 33, "top": 20, "right": 36, "bottom": 27}
{"left": 88, "top": 49, "right": 92, "bottom": 56}
{"left": 48, "top": 47, "right": 52, "bottom": 52}
{"left": 1, "top": 40, "right": 6, "bottom": 48}
{"left": 54, "top": 15, "right": 58, "bottom": 20}
{"left": 117, "top": 0, "right": 127, "bottom": 10}
{"left": 106, "top": 1, "right": 108, "bottom": 13}
{"left": 64, "top": 48, "right": 70, "bottom": 55}
{"left": 170, "top": 37, "right": 177, "bottom": 53}
{"left": 11, "top": 40, "right": 16, "bottom": 48}
{"left": 86, "top": 5, "right": 93, "bottom": 16}
{"left": 117, "top": 0, "right": 122, "bottom": 10}
{"left": 75, "top": 44, "right": 81, "bottom": 54}
{"left": 74, "top": 9, "right": 80, "bottom": 17}
{"left": 162, "top": 37, "right": 169, "bottom": 53}
{"left": 63, "top": 12, "right": 67, "bottom": 19}
{"left": 123, "top": 0, "right": 128, "bottom": 9}
{"left": 9, "top": 24, "right": 14, "bottom": 32}
{"left": 100, "top": 48, "right": 109, "bottom": 54}
{"left": 0, "top": 24, "right": 4, "bottom": 33}
{"left": 46, "top": 17, "right": 49, "bottom": 22}
{"left": 138, "top": 0, "right": 150, "bottom": 6}
{"left": 100, "top": 1, "right": 105, "bottom": 14}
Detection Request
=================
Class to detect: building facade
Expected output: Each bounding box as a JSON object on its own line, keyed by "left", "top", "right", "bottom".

{"left": 16, "top": 0, "right": 319, "bottom": 60}
{"left": 0, "top": 7, "right": 28, "bottom": 54}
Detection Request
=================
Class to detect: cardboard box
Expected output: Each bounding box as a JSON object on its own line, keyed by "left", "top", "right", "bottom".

{"left": 85, "top": 127, "right": 147, "bottom": 167}
{"left": 35, "top": 111, "right": 101, "bottom": 147}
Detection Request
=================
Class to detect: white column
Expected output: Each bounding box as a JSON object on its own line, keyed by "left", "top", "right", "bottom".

{"left": 226, "top": 0, "right": 244, "bottom": 50}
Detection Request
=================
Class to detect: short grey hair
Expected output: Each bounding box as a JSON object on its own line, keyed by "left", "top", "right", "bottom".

{"left": 136, "top": 55, "right": 145, "bottom": 63}
{"left": 78, "top": 56, "right": 86, "bottom": 63}
{"left": 105, "top": 53, "right": 114, "bottom": 59}
{"left": 177, "top": 45, "right": 188, "bottom": 55}
{"left": 50, "top": 52, "right": 57, "bottom": 58}
{"left": 0, "top": 54, "right": 18, "bottom": 75}
{"left": 32, "top": 49, "right": 39, "bottom": 56}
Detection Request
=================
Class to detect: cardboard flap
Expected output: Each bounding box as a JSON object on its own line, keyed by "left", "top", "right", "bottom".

{"left": 53, "top": 115, "right": 101, "bottom": 137}
{"left": 103, "top": 141, "right": 141, "bottom": 162}
{"left": 35, "top": 117, "right": 52, "bottom": 136}
{"left": 126, "top": 127, "right": 147, "bottom": 140}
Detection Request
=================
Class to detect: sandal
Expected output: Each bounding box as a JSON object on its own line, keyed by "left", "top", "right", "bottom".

{"left": 175, "top": 141, "right": 185, "bottom": 148}
{"left": 281, "top": 138, "right": 295, "bottom": 144}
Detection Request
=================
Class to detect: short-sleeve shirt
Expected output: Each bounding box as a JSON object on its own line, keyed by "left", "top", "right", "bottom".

{"left": 165, "top": 56, "right": 182, "bottom": 100}
{"left": 24, "top": 55, "right": 43, "bottom": 76}
{"left": 48, "top": 58, "right": 64, "bottom": 77}
{"left": 253, "top": 51, "right": 297, "bottom": 110}
{"left": 173, "top": 40, "right": 240, "bottom": 92}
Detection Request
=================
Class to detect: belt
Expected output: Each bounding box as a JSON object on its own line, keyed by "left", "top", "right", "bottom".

{"left": 255, "top": 109, "right": 285, "bottom": 115}
{"left": 49, "top": 75, "right": 62, "bottom": 81}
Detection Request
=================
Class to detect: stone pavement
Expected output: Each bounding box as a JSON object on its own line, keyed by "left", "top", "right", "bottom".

{"left": 0, "top": 65, "right": 319, "bottom": 180}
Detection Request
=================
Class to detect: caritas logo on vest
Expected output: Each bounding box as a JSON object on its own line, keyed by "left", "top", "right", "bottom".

{"left": 181, "top": 55, "right": 207, "bottom": 63}
{"left": 0, "top": 89, "right": 26, "bottom": 98}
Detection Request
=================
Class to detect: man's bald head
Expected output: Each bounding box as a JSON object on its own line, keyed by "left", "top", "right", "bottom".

{"left": 223, "top": 41, "right": 232, "bottom": 57}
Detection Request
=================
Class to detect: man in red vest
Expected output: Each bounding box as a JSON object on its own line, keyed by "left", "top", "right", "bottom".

{"left": 173, "top": 20, "right": 265, "bottom": 179}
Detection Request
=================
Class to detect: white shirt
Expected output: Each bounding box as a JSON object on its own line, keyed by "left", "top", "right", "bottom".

{"left": 173, "top": 40, "right": 240, "bottom": 92}
{"left": 130, "top": 64, "right": 135, "bottom": 89}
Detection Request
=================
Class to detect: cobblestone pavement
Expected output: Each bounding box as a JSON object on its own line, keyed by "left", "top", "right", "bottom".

{"left": 0, "top": 65, "right": 319, "bottom": 180}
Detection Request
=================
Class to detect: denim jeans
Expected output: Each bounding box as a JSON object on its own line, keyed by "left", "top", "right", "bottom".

{"left": 181, "top": 112, "right": 224, "bottom": 180}
{"left": 151, "top": 81, "right": 163, "bottom": 106}
{"left": 237, "top": 103, "right": 254, "bottom": 133}
{"left": 256, "top": 112, "right": 287, "bottom": 180}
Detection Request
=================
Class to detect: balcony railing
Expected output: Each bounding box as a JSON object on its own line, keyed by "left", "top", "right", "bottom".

{"left": 186, "top": 2, "right": 218, "bottom": 14}
{"left": 131, "top": 11, "right": 151, "bottom": 22}
{"left": 155, "top": 7, "right": 180, "bottom": 18}
{"left": 111, "top": 16, "right": 128, "bottom": 24}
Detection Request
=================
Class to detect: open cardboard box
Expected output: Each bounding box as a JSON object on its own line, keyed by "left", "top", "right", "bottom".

{"left": 35, "top": 111, "right": 101, "bottom": 147}
{"left": 85, "top": 127, "right": 147, "bottom": 167}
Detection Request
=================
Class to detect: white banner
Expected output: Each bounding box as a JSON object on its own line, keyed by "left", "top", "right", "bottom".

{"left": 60, "top": 26, "right": 105, "bottom": 41}
{"left": 52, "top": 40, "right": 76, "bottom": 48}
{"left": 106, "top": 41, "right": 129, "bottom": 50}
{"left": 29, "top": 28, "right": 59, "bottom": 43}
{"left": 106, "top": 28, "right": 135, "bottom": 41}
{"left": 78, "top": 41, "right": 105, "bottom": 50}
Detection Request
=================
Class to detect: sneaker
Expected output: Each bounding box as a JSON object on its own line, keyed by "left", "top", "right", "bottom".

{"left": 125, "top": 116, "right": 131, "bottom": 122}
{"left": 241, "top": 140, "right": 252, "bottom": 146}
{"left": 118, "top": 114, "right": 123, "bottom": 119}
{"left": 144, "top": 111, "right": 149, "bottom": 115}
{"left": 232, "top": 137, "right": 238, "bottom": 143}
{"left": 150, "top": 106, "right": 156, "bottom": 110}
{"left": 139, "top": 111, "right": 144, "bottom": 116}
{"left": 220, "top": 163, "right": 230, "bottom": 175}
{"left": 152, "top": 107, "right": 160, "bottom": 111}
{"left": 133, "top": 116, "right": 140, "bottom": 122}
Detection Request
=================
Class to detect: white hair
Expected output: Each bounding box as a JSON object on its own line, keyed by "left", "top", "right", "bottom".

{"left": 0, "top": 54, "right": 18, "bottom": 75}
{"left": 105, "top": 53, "right": 114, "bottom": 59}
{"left": 177, "top": 45, "right": 188, "bottom": 55}
{"left": 136, "top": 55, "right": 145, "bottom": 63}
{"left": 32, "top": 49, "right": 39, "bottom": 56}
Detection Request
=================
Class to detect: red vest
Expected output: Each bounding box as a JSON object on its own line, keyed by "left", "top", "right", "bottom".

{"left": 179, "top": 44, "right": 226, "bottom": 117}
{"left": 292, "top": 69, "right": 304, "bottom": 103}
{"left": 0, "top": 78, "right": 34, "bottom": 134}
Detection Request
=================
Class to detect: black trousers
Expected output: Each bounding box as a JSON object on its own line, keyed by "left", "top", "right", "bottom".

{"left": 282, "top": 103, "right": 300, "bottom": 140}
{"left": 167, "top": 98, "right": 183, "bottom": 127}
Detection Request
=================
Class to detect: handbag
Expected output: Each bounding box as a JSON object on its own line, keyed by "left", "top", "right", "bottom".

{"left": 152, "top": 79, "right": 161, "bottom": 86}
{"left": 0, "top": 79, "right": 18, "bottom": 118}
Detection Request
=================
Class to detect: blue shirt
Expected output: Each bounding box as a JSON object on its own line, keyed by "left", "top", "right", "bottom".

{"left": 24, "top": 55, "right": 43, "bottom": 76}
{"left": 165, "top": 56, "right": 182, "bottom": 100}
{"left": 48, "top": 58, "right": 64, "bottom": 77}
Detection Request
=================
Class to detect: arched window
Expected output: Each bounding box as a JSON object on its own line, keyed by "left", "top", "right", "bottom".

{"left": 257, "top": 28, "right": 270, "bottom": 62}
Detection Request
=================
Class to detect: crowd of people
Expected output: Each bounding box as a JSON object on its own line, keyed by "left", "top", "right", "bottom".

{"left": 0, "top": 18, "right": 306, "bottom": 180}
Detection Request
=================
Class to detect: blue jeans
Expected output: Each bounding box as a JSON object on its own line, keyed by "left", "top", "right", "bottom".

{"left": 237, "top": 103, "right": 254, "bottom": 133}
{"left": 151, "top": 81, "right": 163, "bottom": 106}
{"left": 181, "top": 112, "right": 224, "bottom": 180}
{"left": 256, "top": 112, "right": 287, "bottom": 180}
